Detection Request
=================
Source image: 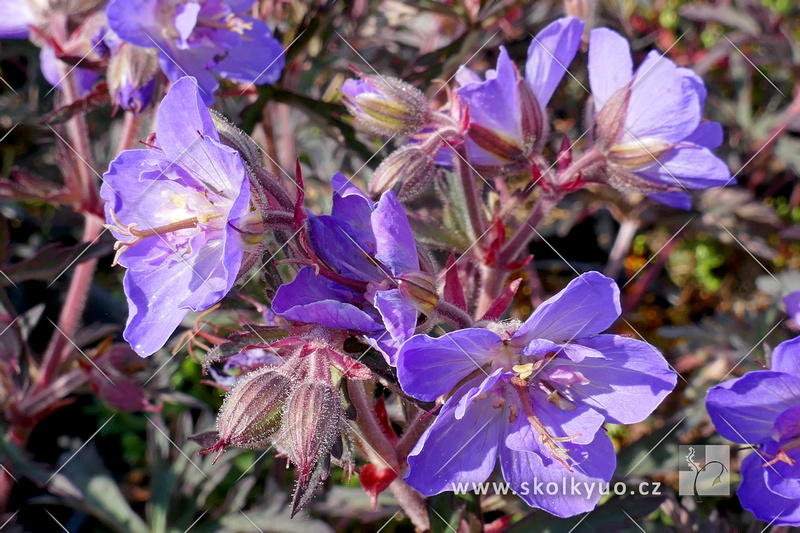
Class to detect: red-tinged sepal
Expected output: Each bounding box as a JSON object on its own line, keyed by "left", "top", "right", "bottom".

{"left": 374, "top": 396, "right": 399, "bottom": 445}
{"left": 359, "top": 463, "right": 398, "bottom": 510}
{"left": 326, "top": 348, "right": 373, "bottom": 380}
{"left": 483, "top": 212, "right": 506, "bottom": 267}
{"left": 557, "top": 135, "right": 573, "bottom": 173}
{"left": 485, "top": 515, "right": 513, "bottom": 533}
{"left": 444, "top": 252, "right": 467, "bottom": 312}
{"left": 480, "top": 278, "right": 522, "bottom": 321}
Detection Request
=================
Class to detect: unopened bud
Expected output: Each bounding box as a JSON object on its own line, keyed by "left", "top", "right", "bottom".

{"left": 608, "top": 138, "right": 671, "bottom": 169}
{"left": 518, "top": 77, "right": 544, "bottom": 150}
{"left": 107, "top": 43, "right": 159, "bottom": 114}
{"left": 342, "top": 74, "right": 429, "bottom": 135}
{"left": 201, "top": 367, "right": 290, "bottom": 462}
{"left": 397, "top": 270, "right": 438, "bottom": 314}
{"left": 370, "top": 144, "right": 435, "bottom": 196}
{"left": 281, "top": 382, "right": 342, "bottom": 484}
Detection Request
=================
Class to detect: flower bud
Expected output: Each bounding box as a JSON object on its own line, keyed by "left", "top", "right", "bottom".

{"left": 518, "top": 76, "right": 545, "bottom": 150}
{"left": 397, "top": 270, "right": 438, "bottom": 314}
{"left": 370, "top": 143, "right": 435, "bottom": 196}
{"left": 200, "top": 367, "right": 290, "bottom": 462}
{"left": 107, "top": 42, "right": 159, "bottom": 114}
{"left": 342, "top": 74, "right": 429, "bottom": 135}
{"left": 281, "top": 382, "right": 342, "bottom": 484}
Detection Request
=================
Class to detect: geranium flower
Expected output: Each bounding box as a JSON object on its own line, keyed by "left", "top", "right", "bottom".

{"left": 451, "top": 17, "right": 584, "bottom": 169}
{"left": 396, "top": 272, "right": 677, "bottom": 517}
{"left": 272, "top": 174, "right": 423, "bottom": 365}
{"left": 706, "top": 336, "right": 800, "bottom": 525}
{"left": 587, "top": 27, "right": 731, "bottom": 208}
{"left": 101, "top": 76, "right": 253, "bottom": 356}
{"left": 106, "top": 0, "right": 284, "bottom": 104}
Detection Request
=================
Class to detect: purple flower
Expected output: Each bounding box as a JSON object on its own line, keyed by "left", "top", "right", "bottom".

{"left": 396, "top": 272, "right": 677, "bottom": 517}
{"left": 452, "top": 17, "right": 584, "bottom": 168}
{"left": 588, "top": 27, "right": 731, "bottom": 209}
{"left": 272, "top": 174, "right": 421, "bottom": 365}
{"left": 101, "top": 76, "right": 253, "bottom": 356}
{"left": 106, "top": 0, "right": 284, "bottom": 105}
{"left": 706, "top": 337, "right": 800, "bottom": 525}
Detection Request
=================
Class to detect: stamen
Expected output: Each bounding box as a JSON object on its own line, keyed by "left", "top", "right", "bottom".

{"left": 512, "top": 381, "right": 581, "bottom": 471}
{"left": 104, "top": 205, "right": 221, "bottom": 266}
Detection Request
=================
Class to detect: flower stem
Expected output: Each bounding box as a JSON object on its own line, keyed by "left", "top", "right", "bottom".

{"left": 475, "top": 191, "right": 563, "bottom": 318}
{"left": 452, "top": 144, "right": 486, "bottom": 243}
{"left": 115, "top": 110, "right": 142, "bottom": 155}
{"left": 389, "top": 478, "right": 431, "bottom": 531}
{"left": 346, "top": 381, "right": 431, "bottom": 530}
{"left": 36, "top": 213, "right": 104, "bottom": 389}
{"left": 346, "top": 380, "right": 398, "bottom": 467}
{"left": 604, "top": 218, "right": 640, "bottom": 279}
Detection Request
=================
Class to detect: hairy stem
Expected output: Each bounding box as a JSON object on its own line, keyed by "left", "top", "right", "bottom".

{"left": 346, "top": 380, "right": 398, "bottom": 467}
{"left": 346, "top": 381, "right": 431, "bottom": 530}
{"left": 389, "top": 478, "right": 431, "bottom": 531}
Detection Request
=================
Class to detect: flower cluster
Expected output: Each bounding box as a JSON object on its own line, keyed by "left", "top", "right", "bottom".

{"left": 91, "top": 11, "right": 736, "bottom": 526}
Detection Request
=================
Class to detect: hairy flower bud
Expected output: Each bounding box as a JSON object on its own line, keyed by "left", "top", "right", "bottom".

{"left": 397, "top": 270, "right": 438, "bottom": 314}
{"left": 342, "top": 74, "right": 430, "bottom": 135}
{"left": 200, "top": 367, "right": 290, "bottom": 462}
{"left": 370, "top": 143, "right": 435, "bottom": 196}
{"left": 281, "top": 382, "right": 342, "bottom": 484}
{"left": 107, "top": 43, "right": 159, "bottom": 114}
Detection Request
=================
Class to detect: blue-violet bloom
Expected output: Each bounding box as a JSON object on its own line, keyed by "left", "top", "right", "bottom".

{"left": 706, "top": 336, "right": 800, "bottom": 525}
{"left": 106, "top": 0, "right": 284, "bottom": 104}
{"left": 587, "top": 27, "right": 731, "bottom": 209}
{"left": 451, "top": 17, "right": 584, "bottom": 168}
{"left": 396, "top": 272, "right": 677, "bottom": 517}
{"left": 272, "top": 174, "right": 421, "bottom": 365}
{"left": 101, "top": 76, "right": 253, "bottom": 356}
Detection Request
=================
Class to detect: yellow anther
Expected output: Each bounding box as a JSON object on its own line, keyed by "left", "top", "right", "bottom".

{"left": 513, "top": 363, "right": 535, "bottom": 381}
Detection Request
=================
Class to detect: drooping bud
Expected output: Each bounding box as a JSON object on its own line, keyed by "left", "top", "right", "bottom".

{"left": 608, "top": 138, "right": 672, "bottom": 169}
{"left": 593, "top": 81, "right": 632, "bottom": 151}
{"left": 518, "top": 76, "right": 544, "bottom": 150}
{"left": 370, "top": 143, "right": 436, "bottom": 196}
{"left": 107, "top": 43, "right": 159, "bottom": 114}
{"left": 201, "top": 367, "right": 290, "bottom": 462}
{"left": 397, "top": 270, "right": 438, "bottom": 315}
{"left": 342, "top": 73, "right": 430, "bottom": 135}
{"left": 281, "top": 382, "right": 342, "bottom": 484}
